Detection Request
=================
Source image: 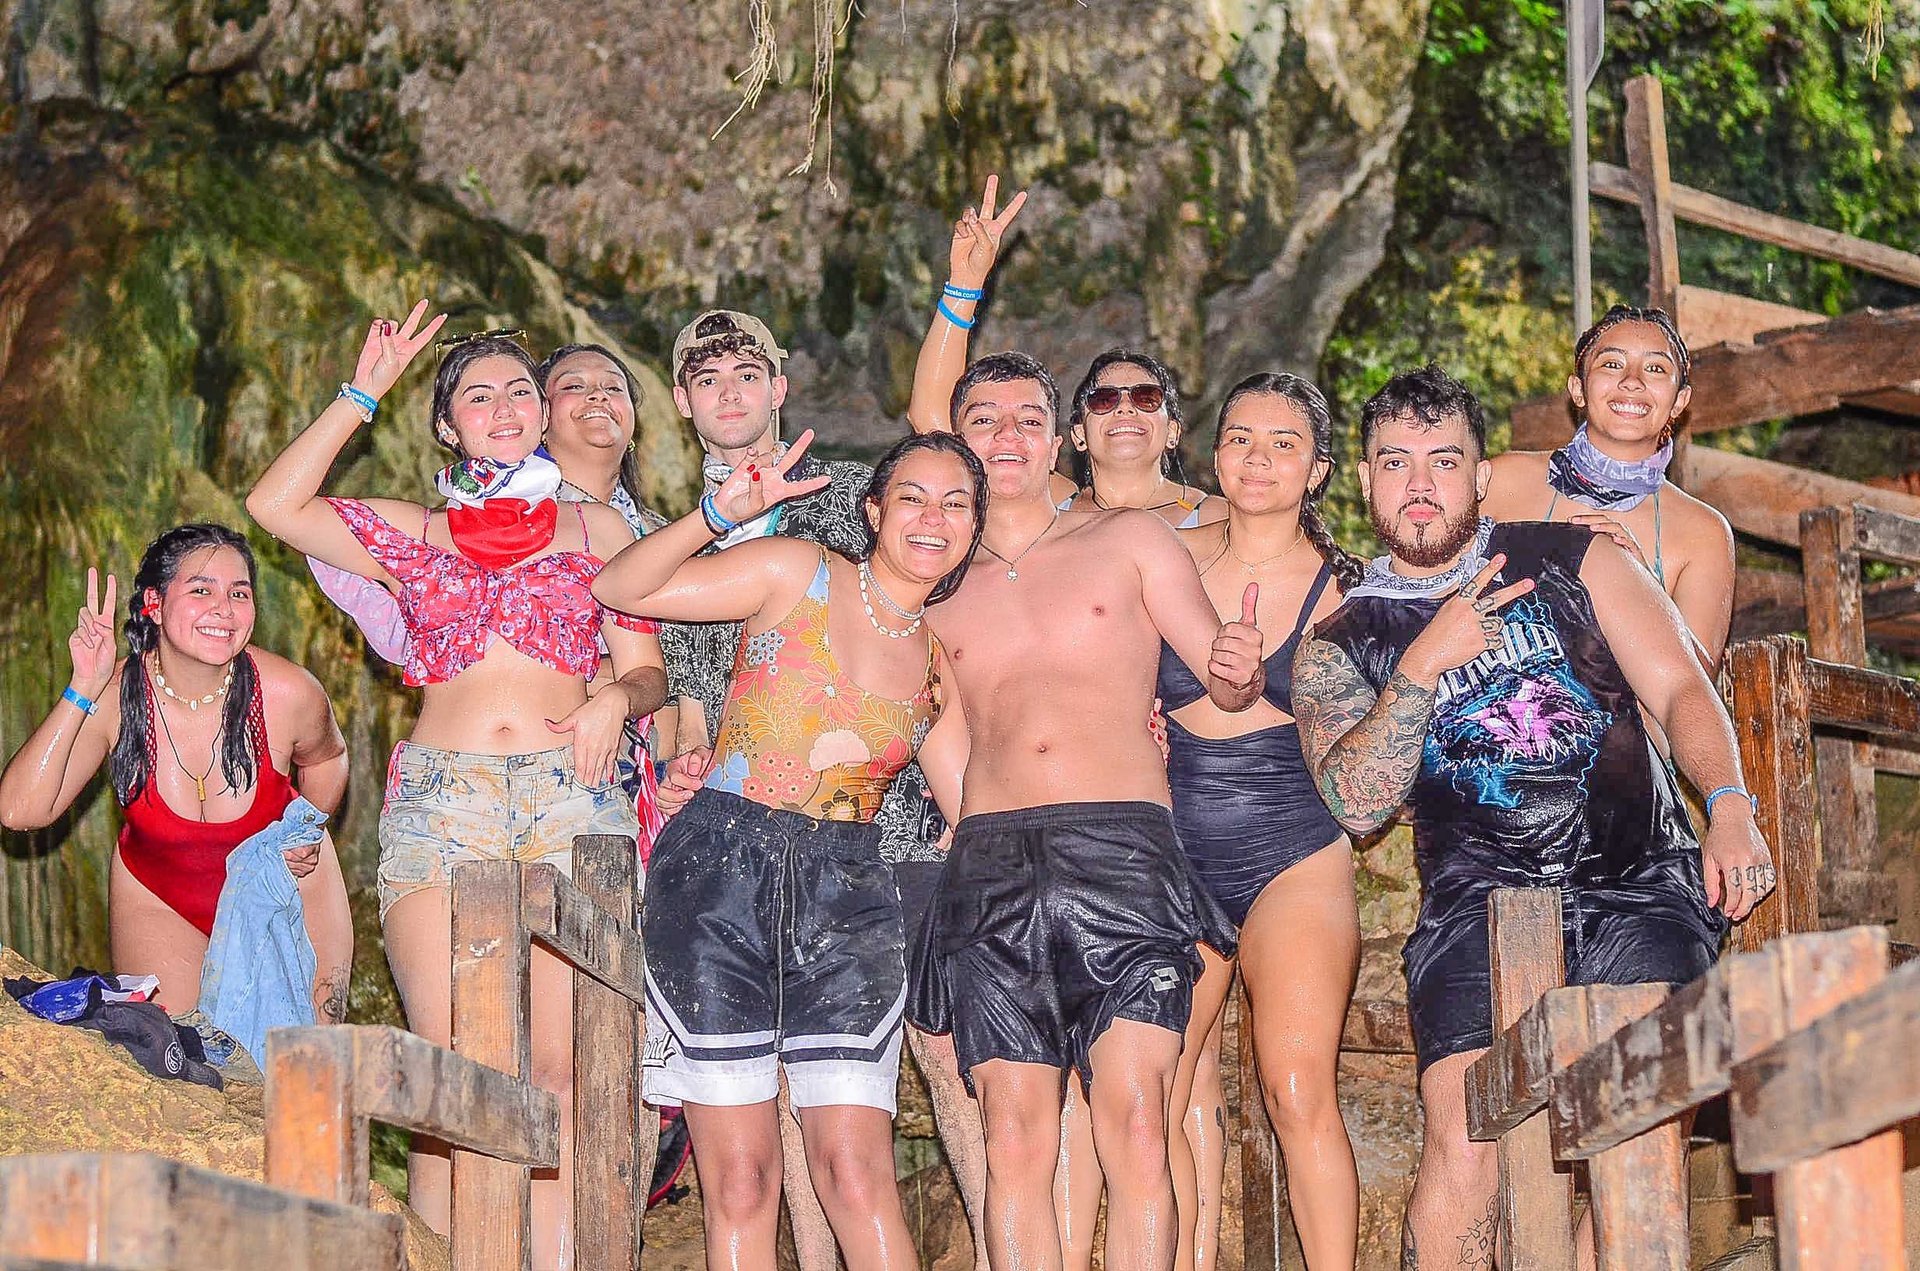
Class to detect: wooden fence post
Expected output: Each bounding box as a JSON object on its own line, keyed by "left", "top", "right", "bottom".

{"left": 1566, "top": 984, "right": 1689, "bottom": 1271}
{"left": 452, "top": 861, "right": 533, "bottom": 1271}
{"left": 1725, "top": 638, "right": 1819, "bottom": 951}
{"left": 571, "top": 834, "right": 648, "bottom": 1270}
{"left": 1800, "top": 507, "right": 1884, "bottom": 925}
{"left": 1732, "top": 928, "right": 1899, "bottom": 1270}
{"left": 265, "top": 1028, "right": 365, "bottom": 1206}
{"left": 1488, "top": 890, "right": 1575, "bottom": 1269}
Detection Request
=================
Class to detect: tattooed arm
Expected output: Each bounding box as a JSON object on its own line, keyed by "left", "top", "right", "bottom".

{"left": 1294, "top": 637, "right": 1434, "bottom": 835}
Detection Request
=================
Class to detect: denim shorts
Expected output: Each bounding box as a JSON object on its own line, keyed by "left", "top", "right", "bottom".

{"left": 377, "top": 742, "right": 640, "bottom": 920}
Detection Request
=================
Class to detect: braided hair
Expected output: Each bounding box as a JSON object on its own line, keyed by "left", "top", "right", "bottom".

{"left": 110, "top": 524, "right": 262, "bottom": 807}
{"left": 1215, "top": 372, "right": 1365, "bottom": 590}
{"left": 1571, "top": 304, "right": 1692, "bottom": 445}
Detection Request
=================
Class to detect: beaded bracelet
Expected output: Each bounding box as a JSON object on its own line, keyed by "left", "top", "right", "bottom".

{"left": 337, "top": 383, "right": 379, "bottom": 422}
{"left": 936, "top": 299, "right": 976, "bottom": 331}
{"left": 61, "top": 685, "right": 98, "bottom": 717}
{"left": 1704, "top": 785, "right": 1757, "bottom": 819}
{"left": 700, "top": 493, "right": 739, "bottom": 536}
{"left": 942, "top": 282, "right": 985, "bottom": 301}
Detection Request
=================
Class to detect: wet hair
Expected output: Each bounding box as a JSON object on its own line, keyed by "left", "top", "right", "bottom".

{"left": 949, "top": 351, "right": 1060, "bottom": 430}
{"left": 1573, "top": 304, "right": 1691, "bottom": 388}
{"left": 857, "top": 432, "right": 989, "bottom": 606}
{"left": 1068, "top": 349, "right": 1184, "bottom": 484}
{"left": 111, "top": 524, "right": 262, "bottom": 808}
{"left": 676, "top": 316, "right": 776, "bottom": 389}
{"left": 1359, "top": 364, "right": 1488, "bottom": 458}
{"left": 430, "top": 337, "right": 544, "bottom": 455}
{"left": 1216, "top": 372, "right": 1365, "bottom": 590}
{"left": 538, "top": 342, "right": 645, "bottom": 511}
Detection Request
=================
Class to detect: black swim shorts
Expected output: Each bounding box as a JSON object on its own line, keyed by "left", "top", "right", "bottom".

{"left": 643, "top": 788, "right": 906, "bottom": 1111}
{"left": 909, "top": 801, "right": 1237, "bottom": 1092}
{"left": 1404, "top": 851, "right": 1725, "bottom": 1074}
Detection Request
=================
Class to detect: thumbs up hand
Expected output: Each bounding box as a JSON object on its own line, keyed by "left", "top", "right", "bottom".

{"left": 1207, "top": 583, "right": 1267, "bottom": 709}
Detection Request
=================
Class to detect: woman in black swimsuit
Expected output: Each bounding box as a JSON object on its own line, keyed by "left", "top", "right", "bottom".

{"left": 1160, "top": 373, "right": 1365, "bottom": 1270}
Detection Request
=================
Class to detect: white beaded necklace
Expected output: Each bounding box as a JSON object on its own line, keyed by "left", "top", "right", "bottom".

{"left": 859, "top": 560, "right": 924, "bottom": 639}
{"left": 152, "top": 661, "right": 234, "bottom": 712}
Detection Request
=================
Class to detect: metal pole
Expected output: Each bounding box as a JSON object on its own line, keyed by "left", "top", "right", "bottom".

{"left": 1568, "top": 7, "right": 1593, "bottom": 336}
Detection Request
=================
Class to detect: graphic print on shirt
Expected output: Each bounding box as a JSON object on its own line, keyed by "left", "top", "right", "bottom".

{"left": 1424, "top": 595, "right": 1611, "bottom": 809}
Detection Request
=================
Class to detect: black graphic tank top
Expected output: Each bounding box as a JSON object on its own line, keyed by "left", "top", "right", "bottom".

{"left": 1313, "top": 523, "right": 1700, "bottom": 917}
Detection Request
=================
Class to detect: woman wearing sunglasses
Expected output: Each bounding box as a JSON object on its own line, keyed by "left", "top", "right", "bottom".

{"left": 246, "top": 304, "right": 667, "bottom": 1268}
{"left": 1058, "top": 353, "right": 1227, "bottom": 528}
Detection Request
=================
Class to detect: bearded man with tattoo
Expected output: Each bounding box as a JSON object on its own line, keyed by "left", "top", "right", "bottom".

{"left": 1291, "top": 366, "right": 1773, "bottom": 1268}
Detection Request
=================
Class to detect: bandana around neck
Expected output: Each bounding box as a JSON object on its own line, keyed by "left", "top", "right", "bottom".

{"left": 702, "top": 442, "right": 792, "bottom": 549}
{"left": 1345, "top": 517, "right": 1497, "bottom": 602}
{"left": 1546, "top": 425, "right": 1671, "bottom": 512}
{"left": 435, "top": 448, "right": 564, "bottom": 568}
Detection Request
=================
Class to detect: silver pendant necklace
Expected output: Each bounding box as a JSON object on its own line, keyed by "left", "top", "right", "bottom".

{"left": 978, "top": 508, "right": 1060, "bottom": 581}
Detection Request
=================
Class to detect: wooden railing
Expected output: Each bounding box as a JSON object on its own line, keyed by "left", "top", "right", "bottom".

{"left": 1467, "top": 888, "right": 1912, "bottom": 1270}
{"left": 0, "top": 834, "right": 649, "bottom": 1271}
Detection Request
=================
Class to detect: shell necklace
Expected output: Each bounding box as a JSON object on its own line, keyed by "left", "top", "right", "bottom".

{"left": 859, "top": 560, "right": 924, "bottom": 639}
{"left": 152, "top": 661, "right": 234, "bottom": 712}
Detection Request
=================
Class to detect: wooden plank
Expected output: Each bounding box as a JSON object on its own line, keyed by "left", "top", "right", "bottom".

{"left": 520, "top": 864, "right": 648, "bottom": 1005}
{"left": 450, "top": 861, "right": 534, "bottom": 1271}
{"left": 1590, "top": 160, "right": 1920, "bottom": 290}
{"left": 1688, "top": 436, "right": 1920, "bottom": 547}
{"left": 1547, "top": 955, "right": 1745, "bottom": 1159}
{"left": 1730, "top": 928, "right": 1902, "bottom": 1270}
{"left": 570, "top": 834, "right": 645, "bottom": 1271}
{"left": 1466, "top": 987, "right": 1589, "bottom": 1141}
{"left": 1868, "top": 743, "right": 1920, "bottom": 776}
{"left": 1851, "top": 503, "right": 1920, "bottom": 565}
{"left": 264, "top": 1027, "right": 365, "bottom": 1207}
{"left": 1733, "top": 944, "right": 1920, "bottom": 1171}
{"left": 1803, "top": 657, "right": 1920, "bottom": 744}
{"left": 0, "top": 1153, "right": 404, "bottom": 1270}
{"left": 1624, "top": 76, "right": 1681, "bottom": 315}
{"left": 1235, "top": 980, "right": 1282, "bottom": 1270}
{"left": 1572, "top": 984, "right": 1690, "bottom": 1271}
{"left": 1800, "top": 508, "right": 1881, "bottom": 924}
{"left": 1724, "top": 639, "right": 1820, "bottom": 950}
{"left": 1486, "top": 889, "right": 1575, "bottom": 1270}
{"left": 1675, "top": 285, "right": 1824, "bottom": 349}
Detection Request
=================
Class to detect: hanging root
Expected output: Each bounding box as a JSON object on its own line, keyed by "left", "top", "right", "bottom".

{"left": 1864, "top": 0, "right": 1886, "bottom": 80}
{"left": 711, "top": 0, "right": 778, "bottom": 140}
{"left": 788, "top": 0, "right": 858, "bottom": 194}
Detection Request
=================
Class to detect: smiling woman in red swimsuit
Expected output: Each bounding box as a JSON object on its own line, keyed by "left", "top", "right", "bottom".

{"left": 246, "top": 303, "right": 668, "bottom": 1270}
{"left": 0, "top": 524, "right": 353, "bottom": 1019}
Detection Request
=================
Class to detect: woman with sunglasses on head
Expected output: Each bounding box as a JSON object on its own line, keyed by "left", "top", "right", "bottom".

{"left": 1482, "top": 305, "right": 1732, "bottom": 671}
{"left": 0, "top": 525, "right": 353, "bottom": 1023}
{"left": 594, "top": 430, "right": 981, "bottom": 1271}
{"left": 246, "top": 303, "right": 667, "bottom": 1267}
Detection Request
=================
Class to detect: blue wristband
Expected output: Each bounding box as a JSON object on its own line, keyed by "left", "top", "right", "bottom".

{"left": 700, "top": 493, "right": 739, "bottom": 535}
{"left": 1705, "top": 785, "right": 1756, "bottom": 819}
{"left": 61, "top": 685, "right": 97, "bottom": 717}
{"left": 936, "top": 299, "right": 976, "bottom": 331}
{"left": 337, "top": 382, "right": 378, "bottom": 421}
{"left": 942, "top": 282, "right": 985, "bottom": 301}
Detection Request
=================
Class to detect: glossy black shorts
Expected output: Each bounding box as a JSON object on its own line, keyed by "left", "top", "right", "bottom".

{"left": 1404, "top": 851, "right": 1724, "bottom": 1074}
{"left": 909, "top": 801, "right": 1237, "bottom": 1093}
{"left": 892, "top": 857, "right": 945, "bottom": 1006}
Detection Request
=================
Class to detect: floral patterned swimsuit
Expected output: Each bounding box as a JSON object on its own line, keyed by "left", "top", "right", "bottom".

{"left": 706, "top": 551, "right": 941, "bottom": 823}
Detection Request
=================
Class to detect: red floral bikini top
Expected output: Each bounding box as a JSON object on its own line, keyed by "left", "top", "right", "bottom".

{"left": 325, "top": 497, "right": 657, "bottom": 687}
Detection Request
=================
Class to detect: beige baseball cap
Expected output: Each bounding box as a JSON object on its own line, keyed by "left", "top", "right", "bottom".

{"left": 670, "top": 310, "right": 790, "bottom": 381}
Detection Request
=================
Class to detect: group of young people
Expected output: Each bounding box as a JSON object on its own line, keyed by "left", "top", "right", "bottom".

{"left": 0, "top": 177, "right": 1775, "bottom": 1271}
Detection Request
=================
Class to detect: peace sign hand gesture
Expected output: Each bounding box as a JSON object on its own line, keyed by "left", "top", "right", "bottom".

{"left": 949, "top": 174, "right": 1029, "bottom": 293}
{"left": 710, "top": 429, "right": 834, "bottom": 528}
{"left": 350, "top": 299, "right": 450, "bottom": 404}
{"left": 69, "top": 567, "right": 118, "bottom": 700}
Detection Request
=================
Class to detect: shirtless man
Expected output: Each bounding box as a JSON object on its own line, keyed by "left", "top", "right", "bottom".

{"left": 911, "top": 351, "right": 1264, "bottom": 1271}
{"left": 1290, "top": 365, "right": 1773, "bottom": 1269}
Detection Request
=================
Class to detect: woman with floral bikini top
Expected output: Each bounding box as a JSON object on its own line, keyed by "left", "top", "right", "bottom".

{"left": 246, "top": 302, "right": 667, "bottom": 1269}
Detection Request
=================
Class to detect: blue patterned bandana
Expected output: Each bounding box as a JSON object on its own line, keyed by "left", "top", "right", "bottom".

{"left": 1546, "top": 425, "right": 1670, "bottom": 512}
